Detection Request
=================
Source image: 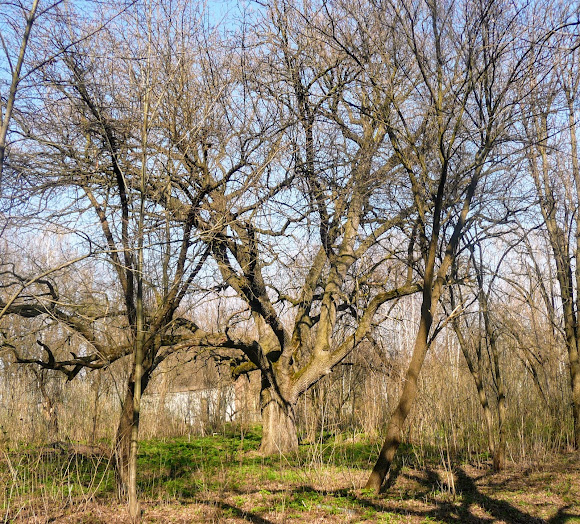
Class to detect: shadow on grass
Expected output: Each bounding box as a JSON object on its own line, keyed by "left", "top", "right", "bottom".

{"left": 170, "top": 463, "right": 580, "bottom": 524}
{"left": 196, "top": 498, "right": 276, "bottom": 524}
{"left": 134, "top": 436, "right": 579, "bottom": 523}
{"left": 548, "top": 505, "right": 580, "bottom": 524}
{"left": 380, "top": 457, "right": 404, "bottom": 492}
{"left": 341, "top": 466, "right": 556, "bottom": 523}
{"left": 453, "top": 467, "right": 544, "bottom": 523}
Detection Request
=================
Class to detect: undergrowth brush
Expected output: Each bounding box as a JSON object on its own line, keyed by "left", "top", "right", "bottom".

{"left": 1, "top": 426, "right": 578, "bottom": 522}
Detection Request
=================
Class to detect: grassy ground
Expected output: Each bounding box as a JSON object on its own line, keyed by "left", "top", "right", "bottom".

{"left": 1, "top": 427, "right": 579, "bottom": 523}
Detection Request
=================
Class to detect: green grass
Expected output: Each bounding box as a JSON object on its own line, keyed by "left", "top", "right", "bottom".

{"left": 0, "top": 427, "right": 494, "bottom": 508}
{"left": 1, "top": 427, "right": 578, "bottom": 522}
{"left": 0, "top": 426, "right": 382, "bottom": 518}
{"left": 132, "top": 426, "right": 390, "bottom": 500}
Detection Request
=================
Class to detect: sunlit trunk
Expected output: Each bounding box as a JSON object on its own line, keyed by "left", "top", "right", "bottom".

{"left": 114, "top": 380, "right": 134, "bottom": 500}
{"left": 258, "top": 379, "right": 298, "bottom": 455}
{"left": 365, "top": 310, "right": 431, "bottom": 491}
{"left": 494, "top": 392, "right": 507, "bottom": 471}
{"left": 571, "top": 344, "right": 580, "bottom": 448}
{"left": 114, "top": 366, "right": 151, "bottom": 503}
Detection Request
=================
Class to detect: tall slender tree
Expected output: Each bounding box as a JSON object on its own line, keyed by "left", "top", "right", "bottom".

{"left": 353, "top": 0, "right": 536, "bottom": 490}
{"left": 522, "top": 28, "right": 580, "bottom": 447}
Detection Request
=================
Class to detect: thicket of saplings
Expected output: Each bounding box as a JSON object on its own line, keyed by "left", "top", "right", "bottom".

{"left": 1, "top": 325, "right": 570, "bottom": 468}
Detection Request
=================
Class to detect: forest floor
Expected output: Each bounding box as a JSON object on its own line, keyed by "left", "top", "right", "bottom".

{"left": 2, "top": 428, "right": 579, "bottom": 523}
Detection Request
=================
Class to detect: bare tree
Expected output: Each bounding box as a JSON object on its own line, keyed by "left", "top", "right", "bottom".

{"left": 521, "top": 24, "right": 580, "bottom": 447}
{"left": 0, "top": 0, "right": 40, "bottom": 189}
{"left": 355, "top": 0, "right": 535, "bottom": 490}
{"left": 0, "top": 2, "right": 273, "bottom": 516}
{"left": 189, "top": 0, "right": 421, "bottom": 455}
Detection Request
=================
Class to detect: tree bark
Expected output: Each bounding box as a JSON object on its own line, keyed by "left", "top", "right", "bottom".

{"left": 37, "top": 372, "right": 59, "bottom": 442}
{"left": 114, "top": 381, "right": 134, "bottom": 500}
{"left": 566, "top": 88, "right": 580, "bottom": 450}
{"left": 258, "top": 378, "right": 298, "bottom": 455}
{"left": 571, "top": 350, "right": 580, "bottom": 448}
{"left": 527, "top": 105, "right": 580, "bottom": 450}
{"left": 365, "top": 309, "right": 432, "bottom": 491}
{"left": 490, "top": 322, "right": 506, "bottom": 471}
{"left": 114, "top": 366, "right": 151, "bottom": 501}
{"left": 493, "top": 391, "right": 506, "bottom": 471}
{"left": 456, "top": 331, "right": 496, "bottom": 462}
{"left": 91, "top": 372, "right": 102, "bottom": 445}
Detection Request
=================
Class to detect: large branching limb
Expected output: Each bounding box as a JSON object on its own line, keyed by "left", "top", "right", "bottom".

{"left": 209, "top": 350, "right": 259, "bottom": 380}
{"left": 0, "top": 295, "right": 111, "bottom": 355}
{"left": 290, "top": 191, "right": 403, "bottom": 356}
{"left": 291, "top": 282, "right": 421, "bottom": 399}
{"left": 7, "top": 339, "right": 131, "bottom": 381}
{"left": 289, "top": 246, "right": 328, "bottom": 352}
{"left": 0, "top": 268, "right": 57, "bottom": 298}
{"left": 7, "top": 319, "right": 260, "bottom": 384}
{"left": 308, "top": 301, "right": 360, "bottom": 328}
{"left": 240, "top": 223, "right": 291, "bottom": 352}
{"left": 210, "top": 226, "right": 291, "bottom": 356}
{"left": 294, "top": 246, "right": 327, "bottom": 304}
{"left": 151, "top": 330, "right": 238, "bottom": 365}
{"left": 231, "top": 360, "right": 259, "bottom": 379}
{"left": 153, "top": 326, "right": 281, "bottom": 395}
{"left": 0, "top": 296, "right": 122, "bottom": 322}
{"left": 274, "top": 290, "right": 322, "bottom": 307}
{"left": 311, "top": 187, "right": 365, "bottom": 356}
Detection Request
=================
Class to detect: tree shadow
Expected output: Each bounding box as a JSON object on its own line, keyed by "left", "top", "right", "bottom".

{"left": 380, "top": 457, "right": 403, "bottom": 492}
{"left": 548, "top": 505, "right": 580, "bottom": 524}
{"left": 189, "top": 464, "right": 579, "bottom": 523}
{"left": 453, "top": 466, "right": 545, "bottom": 523}
{"left": 196, "top": 498, "right": 276, "bottom": 524}
{"left": 354, "top": 465, "right": 550, "bottom": 523}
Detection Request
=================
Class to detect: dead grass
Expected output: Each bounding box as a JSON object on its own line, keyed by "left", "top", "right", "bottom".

{"left": 5, "top": 447, "right": 580, "bottom": 523}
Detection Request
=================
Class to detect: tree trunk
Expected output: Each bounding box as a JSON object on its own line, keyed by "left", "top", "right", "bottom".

{"left": 114, "top": 381, "right": 134, "bottom": 500}
{"left": 491, "top": 341, "right": 507, "bottom": 471}
{"left": 40, "top": 392, "right": 59, "bottom": 442}
{"left": 91, "top": 372, "right": 102, "bottom": 445}
{"left": 493, "top": 391, "right": 506, "bottom": 471}
{"left": 472, "top": 367, "right": 496, "bottom": 464}
{"left": 365, "top": 311, "right": 431, "bottom": 491}
{"left": 114, "top": 367, "right": 151, "bottom": 501}
{"left": 37, "top": 371, "right": 59, "bottom": 442}
{"left": 258, "top": 379, "right": 298, "bottom": 455}
{"left": 566, "top": 88, "right": 580, "bottom": 451}
{"left": 572, "top": 343, "right": 580, "bottom": 449}
{"left": 41, "top": 399, "right": 59, "bottom": 442}
{"left": 453, "top": 324, "right": 496, "bottom": 462}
